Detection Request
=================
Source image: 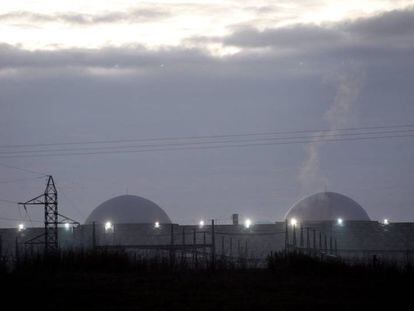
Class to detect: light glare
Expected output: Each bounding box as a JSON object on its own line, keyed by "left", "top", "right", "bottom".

{"left": 244, "top": 218, "right": 252, "bottom": 229}
{"left": 18, "top": 223, "right": 25, "bottom": 232}
{"left": 105, "top": 221, "right": 113, "bottom": 232}
{"left": 290, "top": 218, "right": 297, "bottom": 226}
{"left": 199, "top": 220, "right": 205, "bottom": 228}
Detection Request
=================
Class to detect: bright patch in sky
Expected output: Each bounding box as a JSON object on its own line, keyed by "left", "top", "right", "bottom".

{"left": 0, "top": 0, "right": 413, "bottom": 51}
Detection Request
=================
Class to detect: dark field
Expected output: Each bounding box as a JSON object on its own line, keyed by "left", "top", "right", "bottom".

{"left": 0, "top": 252, "right": 412, "bottom": 310}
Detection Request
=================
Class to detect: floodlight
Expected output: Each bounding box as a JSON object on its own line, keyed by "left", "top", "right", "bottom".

{"left": 244, "top": 218, "right": 252, "bottom": 229}
{"left": 105, "top": 221, "right": 113, "bottom": 232}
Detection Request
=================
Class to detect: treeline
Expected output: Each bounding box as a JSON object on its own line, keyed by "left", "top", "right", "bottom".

{"left": 1, "top": 249, "right": 413, "bottom": 277}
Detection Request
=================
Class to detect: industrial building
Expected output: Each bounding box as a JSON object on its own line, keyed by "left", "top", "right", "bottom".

{"left": 1, "top": 189, "right": 413, "bottom": 265}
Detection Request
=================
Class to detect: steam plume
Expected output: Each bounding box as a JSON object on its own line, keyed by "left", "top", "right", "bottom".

{"left": 299, "top": 66, "right": 363, "bottom": 194}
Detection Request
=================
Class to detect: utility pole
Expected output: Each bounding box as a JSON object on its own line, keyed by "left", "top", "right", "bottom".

{"left": 292, "top": 224, "right": 297, "bottom": 248}
{"left": 211, "top": 219, "right": 215, "bottom": 270}
{"left": 169, "top": 224, "right": 175, "bottom": 266}
{"left": 300, "top": 226, "right": 304, "bottom": 249}
{"left": 181, "top": 227, "right": 185, "bottom": 261}
{"left": 193, "top": 228, "right": 197, "bottom": 266}
{"left": 284, "top": 219, "right": 288, "bottom": 254}
{"left": 313, "top": 229, "right": 316, "bottom": 252}
{"left": 92, "top": 221, "right": 96, "bottom": 250}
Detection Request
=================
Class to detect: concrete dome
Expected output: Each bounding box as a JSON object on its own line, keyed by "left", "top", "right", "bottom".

{"left": 285, "top": 192, "right": 370, "bottom": 221}
{"left": 85, "top": 195, "right": 171, "bottom": 224}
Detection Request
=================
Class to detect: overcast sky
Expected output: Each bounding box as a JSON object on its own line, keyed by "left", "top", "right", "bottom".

{"left": 1, "top": 1, "right": 414, "bottom": 227}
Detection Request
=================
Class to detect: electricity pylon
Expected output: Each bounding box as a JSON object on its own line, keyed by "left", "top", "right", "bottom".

{"left": 18, "top": 175, "right": 79, "bottom": 254}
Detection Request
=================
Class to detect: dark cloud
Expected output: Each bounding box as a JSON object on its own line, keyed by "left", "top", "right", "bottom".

{"left": 1, "top": 8, "right": 412, "bottom": 72}
{"left": 0, "top": 44, "right": 210, "bottom": 70}
{"left": 345, "top": 8, "right": 414, "bottom": 37}
{"left": 0, "top": 8, "right": 413, "bottom": 225}
{"left": 218, "top": 8, "right": 414, "bottom": 54}
{"left": 222, "top": 25, "right": 341, "bottom": 49}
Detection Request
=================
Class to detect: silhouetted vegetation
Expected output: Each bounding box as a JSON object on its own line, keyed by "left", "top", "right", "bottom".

{"left": 0, "top": 251, "right": 412, "bottom": 310}
{"left": 267, "top": 251, "right": 413, "bottom": 277}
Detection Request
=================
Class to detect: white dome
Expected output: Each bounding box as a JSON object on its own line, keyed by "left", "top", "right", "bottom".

{"left": 285, "top": 192, "right": 370, "bottom": 221}
{"left": 85, "top": 195, "right": 171, "bottom": 224}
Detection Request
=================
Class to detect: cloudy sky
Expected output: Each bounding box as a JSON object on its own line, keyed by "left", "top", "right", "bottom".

{"left": 1, "top": 1, "right": 414, "bottom": 227}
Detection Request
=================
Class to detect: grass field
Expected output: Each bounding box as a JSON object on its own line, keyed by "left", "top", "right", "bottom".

{"left": 0, "top": 251, "right": 412, "bottom": 310}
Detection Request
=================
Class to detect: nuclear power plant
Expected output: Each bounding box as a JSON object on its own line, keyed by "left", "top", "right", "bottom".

{"left": 0, "top": 177, "right": 413, "bottom": 265}
{"left": 85, "top": 195, "right": 172, "bottom": 225}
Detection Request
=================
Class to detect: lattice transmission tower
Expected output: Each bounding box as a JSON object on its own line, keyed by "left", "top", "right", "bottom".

{"left": 18, "top": 175, "right": 79, "bottom": 254}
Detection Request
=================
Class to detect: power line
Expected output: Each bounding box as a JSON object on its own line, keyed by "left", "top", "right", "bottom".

{"left": 0, "top": 162, "right": 47, "bottom": 176}
{"left": 0, "top": 176, "right": 44, "bottom": 184}
{"left": 0, "top": 132, "right": 411, "bottom": 159}
{"left": 0, "top": 198, "right": 18, "bottom": 204}
{"left": 56, "top": 185, "right": 86, "bottom": 219}
{"left": 23, "top": 202, "right": 34, "bottom": 226}
{"left": 0, "top": 216, "right": 43, "bottom": 223}
{"left": 0, "top": 128, "right": 412, "bottom": 156}
{"left": 0, "top": 123, "right": 413, "bottom": 149}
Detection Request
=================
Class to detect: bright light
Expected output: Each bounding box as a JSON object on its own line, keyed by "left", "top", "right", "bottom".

{"left": 104, "top": 221, "right": 113, "bottom": 232}
{"left": 154, "top": 221, "right": 160, "bottom": 229}
{"left": 199, "top": 220, "right": 205, "bottom": 228}
{"left": 244, "top": 218, "right": 252, "bottom": 229}
{"left": 0, "top": 2, "right": 404, "bottom": 51}
{"left": 18, "top": 223, "right": 25, "bottom": 232}
{"left": 383, "top": 219, "right": 389, "bottom": 225}
{"left": 290, "top": 218, "right": 298, "bottom": 227}
{"left": 64, "top": 223, "right": 70, "bottom": 230}
{"left": 337, "top": 218, "right": 343, "bottom": 225}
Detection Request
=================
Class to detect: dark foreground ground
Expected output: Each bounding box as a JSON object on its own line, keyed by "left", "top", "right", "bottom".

{"left": 0, "top": 252, "right": 412, "bottom": 310}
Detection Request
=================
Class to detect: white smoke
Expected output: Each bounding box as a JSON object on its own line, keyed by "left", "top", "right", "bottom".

{"left": 299, "top": 65, "right": 363, "bottom": 194}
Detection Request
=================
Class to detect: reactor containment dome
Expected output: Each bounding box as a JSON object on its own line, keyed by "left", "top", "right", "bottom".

{"left": 285, "top": 192, "right": 370, "bottom": 222}
{"left": 85, "top": 195, "right": 171, "bottom": 224}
